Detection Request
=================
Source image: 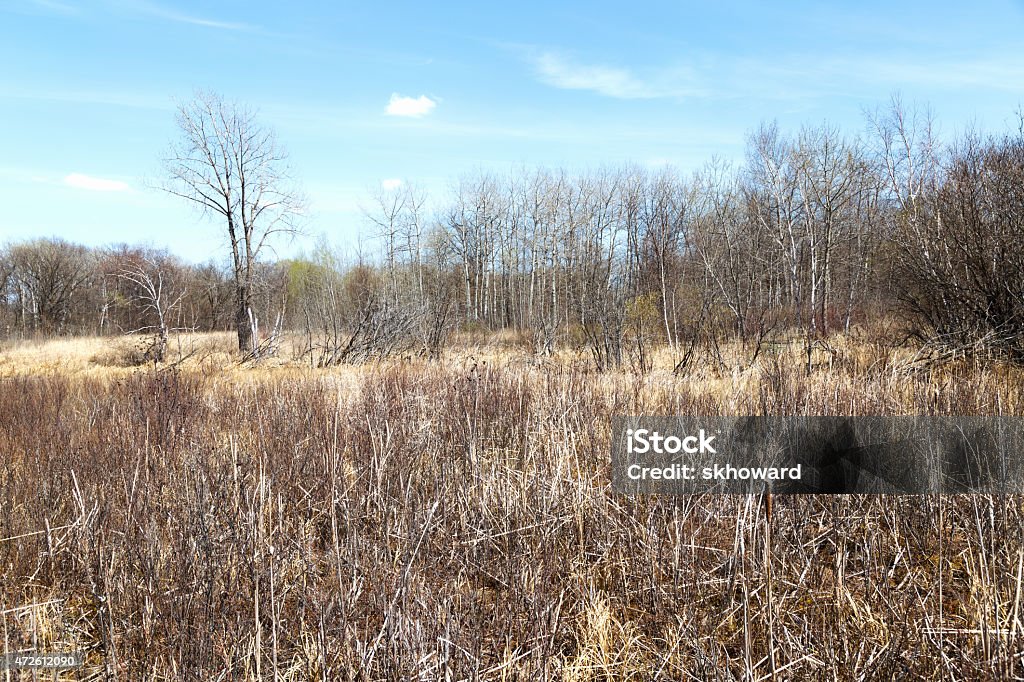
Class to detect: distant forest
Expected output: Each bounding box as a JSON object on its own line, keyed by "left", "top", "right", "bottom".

{"left": 3, "top": 98, "right": 1023, "bottom": 368}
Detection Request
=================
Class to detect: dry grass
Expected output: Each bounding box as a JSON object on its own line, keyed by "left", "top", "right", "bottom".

{"left": 2, "top": 332, "right": 1024, "bottom": 679}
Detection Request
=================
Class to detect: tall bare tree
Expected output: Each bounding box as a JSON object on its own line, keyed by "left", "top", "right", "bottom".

{"left": 162, "top": 90, "right": 302, "bottom": 353}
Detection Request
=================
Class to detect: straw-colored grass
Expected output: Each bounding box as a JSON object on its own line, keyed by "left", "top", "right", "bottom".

{"left": 2, "top": 331, "right": 1023, "bottom": 679}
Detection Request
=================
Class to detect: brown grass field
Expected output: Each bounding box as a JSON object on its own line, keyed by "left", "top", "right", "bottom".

{"left": 2, "top": 332, "right": 1024, "bottom": 680}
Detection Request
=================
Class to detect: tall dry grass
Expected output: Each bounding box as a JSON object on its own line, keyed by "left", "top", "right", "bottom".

{"left": 1, "top": 334, "right": 1024, "bottom": 679}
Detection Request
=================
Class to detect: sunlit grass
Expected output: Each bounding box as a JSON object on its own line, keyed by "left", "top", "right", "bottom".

{"left": 2, "top": 331, "right": 1024, "bottom": 678}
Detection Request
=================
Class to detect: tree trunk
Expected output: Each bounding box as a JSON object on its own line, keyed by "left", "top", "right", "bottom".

{"left": 235, "top": 285, "right": 253, "bottom": 352}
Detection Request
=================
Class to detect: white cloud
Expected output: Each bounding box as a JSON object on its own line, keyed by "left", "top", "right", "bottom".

{"left": 381, "top": 178, "right": 403, "bottom": 190}
{"left": 535, "top": 53, "right": 656, "bottom": 99}
{"left": 531, "top": 51, "right": 706, "bottom": 100}
{"left": 531, "top": 46, "right": 1024, "bottom": 104}
{"left": 385, "top": 94, "right": 437, "bottom": 118}
{"left": 64, "top": 173, "right": 130, "bottom": 192}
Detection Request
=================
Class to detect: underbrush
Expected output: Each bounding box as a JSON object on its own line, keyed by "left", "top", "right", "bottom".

{"left": 1, "top": 350, "right": 1023, "bottom": 679}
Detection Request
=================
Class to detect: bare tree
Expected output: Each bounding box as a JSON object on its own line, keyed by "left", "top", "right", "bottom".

{"left": 118, "top": 260, "right": 187, "bottom": 363}
{"left": 162, "top": 90, "right": 302, "bottom": 353}
{"left": 6, "top": 238, "right": 96, "bottom": 334}
{"left": 897, "top": 130, "right": 1024, "bottom": 360}
{"left": 744, "top": 122, "right": 804, "bottom": 328}
{"left": 363, "top": 183, "right": 407, "bottom": 303}
{"left": 692, "top": 158, "right": 766, "bottom": 339}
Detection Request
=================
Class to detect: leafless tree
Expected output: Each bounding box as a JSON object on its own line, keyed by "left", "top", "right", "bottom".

{"left": 6, "top": 238, "right": 96, "bottom": 334}
{"left": 639, "top": 167, "right": 691, "bottom": 350}
{"left": 692, "top": 159, "right": 768, "bottom": 340}
{"left": 118, "top": 260, "right": 187, "bottom": 363}
{"left": 7, "top": 95, "right": 1022, "bottom": 370}
{"left": 896, "top": 130, "right": 1024, "bottom": 360}
{"left": 162, "top": 90, "right": 302, "bottom": 353}
{"left": 744, "top": 123, "right": 805, "bottom": 328}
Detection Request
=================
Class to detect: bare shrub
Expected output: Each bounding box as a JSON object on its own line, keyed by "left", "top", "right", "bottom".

{"left": 3, "top": 346, "right": 1024, "bottom": 678}
{"left": 896, "top": 132, "right": 1024, "bottom": 361}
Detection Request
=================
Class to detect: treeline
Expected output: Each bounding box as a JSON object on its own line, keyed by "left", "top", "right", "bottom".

{"left": 0, "top": 242, "right": 231, "bottom": 336}
{"left": 3, "top": 100, "right": 1023, "bottom": 366}
{"left": 342, "top": 101, "right": 1024, "bottom": 366}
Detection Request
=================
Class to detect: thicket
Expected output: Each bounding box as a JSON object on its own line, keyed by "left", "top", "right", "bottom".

{"left": 3, "top": 352, "right": 1024, "bottom": 678}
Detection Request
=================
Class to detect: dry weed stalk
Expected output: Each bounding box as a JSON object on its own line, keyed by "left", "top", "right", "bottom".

{"left": 0, "top": 336, "right": 1023, "bottom": 678}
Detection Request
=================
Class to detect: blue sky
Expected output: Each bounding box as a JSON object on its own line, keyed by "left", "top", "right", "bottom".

{"left": 1, "top": 0, "right": 1023, "bottom": 263}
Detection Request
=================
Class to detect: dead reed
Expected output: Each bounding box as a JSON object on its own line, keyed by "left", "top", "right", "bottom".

{"left": 1, "top": 339, "right": 1024, "bottom": 679}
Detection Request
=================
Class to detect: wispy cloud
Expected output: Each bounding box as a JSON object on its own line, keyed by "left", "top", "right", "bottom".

{"left": 0, "top": 168, "right": 133, "bottom": 192}
{"left": 115, "top": 0, "right": 256, "bottom": 31}
{"left": 532, "top": 51, "right": 702, "bottom": 99}
{"left": 64, "top": 173, "right": 130, "bottom": 192}
{"left": 24, "top": 0, "right": 80, "bottom": 15}
{"left": 0, "top": 166, "right": 53, "bottom": 185}
{"left": 6, "top": 0, "right": 258, "bottom": 30}
{"left": 381, "top": 178, "right": 403, "bottom": 190}
{"left": 529, "top": 46, "right": 1024, "bottom": 103}
{"left": 385, "top": 94, "right": 437, "bottom": 118}
{"left": 0, "top": 86, "right": 171, "bottom": 110}
{"left": 837, "top": 54, "right": 1024, "bottom": 93}
{"left": 534, "top": 53, "right": 656, "bottom": 99}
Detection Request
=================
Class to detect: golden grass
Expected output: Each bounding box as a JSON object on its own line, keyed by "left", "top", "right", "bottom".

{"left": 3, "top": 331, "right": 1024, "bottom": 678}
